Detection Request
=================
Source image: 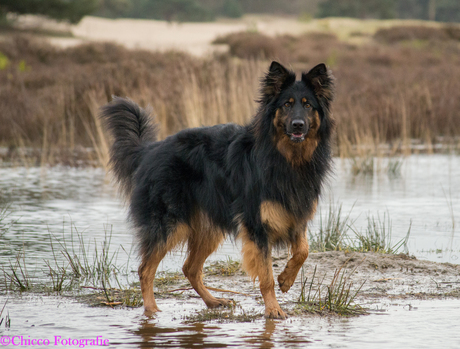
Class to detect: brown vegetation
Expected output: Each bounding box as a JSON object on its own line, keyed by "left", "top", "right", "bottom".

{"left": 374, "top": 25, "right": 460, "bottom": 43}
{"left": 215, "top": 26, "right": 460, "bottom": 156}
{"left": 0, "top": 36, "right": 262, "bottom": 165}
{"left": 1, "top": 24, "right": 460, "bottom": 166}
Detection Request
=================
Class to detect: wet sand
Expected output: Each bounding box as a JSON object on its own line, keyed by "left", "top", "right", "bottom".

{"left": 80, "top": 251, "right": 460, "bottom": 315}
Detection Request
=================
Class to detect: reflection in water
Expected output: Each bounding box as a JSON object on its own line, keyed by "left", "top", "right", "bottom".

{"left": 133, "top": 320, "right": 225, "bottom": 348}
{"left": 3, "top": 289, "right": 460, "bottom": 348}
{"left": 243, "top": 319, "right": 277, "bottom": 349}
{"left": 131, "top": 316, "right": 316, "bottom": 348}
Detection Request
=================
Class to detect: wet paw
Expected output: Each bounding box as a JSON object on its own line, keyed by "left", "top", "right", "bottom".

{"left": 278, "top": 269, "right": 295, "bottom": 293}
{"left": 143, "top": 306, "right": 161, "bottom": 317}
{"left": 264, "top": 306, "right": 287, "bottom": 320}
{"left": 206, "top": 298, "right": 235, "bottom": 309}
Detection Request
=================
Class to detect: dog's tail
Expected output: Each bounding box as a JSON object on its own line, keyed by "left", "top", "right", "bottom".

{"left": 100, "top": 97, "right": 157, "bottom": 196}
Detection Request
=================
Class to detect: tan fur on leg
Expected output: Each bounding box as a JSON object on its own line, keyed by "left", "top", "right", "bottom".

{"left": 240, "top": 229, "right": 287, "bottom": 319}
{"left": 278, "top": 232, "right": 309, "bottom": 293}
{"left": 182, "top": 211, "right": 232, "bottom": 308}
{"left": 139, "top": 223, "right": 189, "bottom": 315}
{"left": 139, "top": 250, "right": 166, "bottom": 315}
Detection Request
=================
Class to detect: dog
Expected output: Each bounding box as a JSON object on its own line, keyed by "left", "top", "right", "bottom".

{"left": 100, "top": 61, "right": 334, "bottom": 319}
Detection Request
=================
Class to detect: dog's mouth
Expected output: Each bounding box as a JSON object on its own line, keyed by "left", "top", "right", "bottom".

{"left": 289, "top": 132, "right": 305, "bottom": 142}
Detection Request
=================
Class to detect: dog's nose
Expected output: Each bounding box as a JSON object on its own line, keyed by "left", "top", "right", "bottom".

{"left": 292, "top": 120, "right": 305, "bottom": 129}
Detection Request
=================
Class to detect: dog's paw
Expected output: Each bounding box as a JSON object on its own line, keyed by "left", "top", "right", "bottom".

{"left": 206, "top": 298, "right": 235, "bottom": 309}
{"left": 278, "top": 269, "right": 296, "bottom": 293}
{"left": 143, "top": 306, "right": 161, "bottom": 317}
{"left": 264, "top": 305, "right": 287, "bottom": 319}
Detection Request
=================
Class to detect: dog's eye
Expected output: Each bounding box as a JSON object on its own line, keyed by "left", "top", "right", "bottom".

{"left": 284, "top": 102, "right": 291, "bottom": 108}
{"left": 304, "top": 103, "right": 311, "bottom": 109}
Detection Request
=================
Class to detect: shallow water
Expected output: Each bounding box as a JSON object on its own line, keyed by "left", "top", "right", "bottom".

{"left": 2, "top": 295, "right": 460, "bottom": 348}
{"left": 1, "top": 154, "right": 459, "bottom": 280}
{"left": 1, "top": 154, "right": 460, "bottom": 348}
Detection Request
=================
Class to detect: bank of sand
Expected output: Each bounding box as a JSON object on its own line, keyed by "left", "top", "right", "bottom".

{"left": 83, "top": 251, "right": 460, "bottom": 319}
{"left": 6, "top": 15, "right": 446, "bottom": 56}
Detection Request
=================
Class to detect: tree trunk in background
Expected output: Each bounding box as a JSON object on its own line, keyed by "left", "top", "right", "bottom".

{"left": 428, "top": 0, "right": 436, "bottom": 21}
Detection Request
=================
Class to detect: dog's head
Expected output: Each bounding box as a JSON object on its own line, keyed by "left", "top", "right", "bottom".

{"left": 259, "top": 61, "right": 334, "bottom": 144}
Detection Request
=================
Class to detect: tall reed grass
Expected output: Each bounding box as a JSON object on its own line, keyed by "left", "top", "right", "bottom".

{"left": 0, "top": 36, "right": 263, "bottom": 166}
{"left": 1, "top": 25, "right": 459, "bottom": 166}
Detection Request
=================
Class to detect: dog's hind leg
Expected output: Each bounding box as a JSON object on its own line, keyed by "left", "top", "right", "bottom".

{"left": 182, "top": 229, "right": 232, "bottom": 308}
{"left": 277, "top": 230, "right": 309, "bottom": 293}
{"left": 139, "top": 223, "right": 189, "bottom": 316}
{"left": 240, "top": 229, "right": 287, "bottom": 319}
{"left": 139, "top": 248, "right": 167, "bottom": 316}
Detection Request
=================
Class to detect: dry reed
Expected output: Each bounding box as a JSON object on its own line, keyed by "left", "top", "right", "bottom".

{"left": 1, "top": 27, "right": 459, "bottom": 166}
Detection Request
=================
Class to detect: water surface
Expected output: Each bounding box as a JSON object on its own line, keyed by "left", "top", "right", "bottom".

{"left": 1, "top": 154, "right": 459, "bottom": 348}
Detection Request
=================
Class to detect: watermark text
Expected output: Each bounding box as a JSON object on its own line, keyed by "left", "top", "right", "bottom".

{"left": 1, "top": 335, "right": 109, "bottom": 347}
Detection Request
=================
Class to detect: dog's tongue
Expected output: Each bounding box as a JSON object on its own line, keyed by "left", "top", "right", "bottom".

{"left": 292, "top": 133, "right": 303, "bottom": 138}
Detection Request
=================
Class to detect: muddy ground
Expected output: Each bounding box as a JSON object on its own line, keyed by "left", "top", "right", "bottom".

{"left": 82, "top": 251, "right": 460, "bottom": 319}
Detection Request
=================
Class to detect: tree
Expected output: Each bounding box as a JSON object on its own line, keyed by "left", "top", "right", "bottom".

{"left": 436, "top": 0, "right": 460, "bottom": 22}
{"left": 222, "top": 0, "right": 243, "bottom": 18}
{"left": 96, "top": 0, "right": 214, "bottom": 22}
{"left": 0, "top": 0, "right": 99, "bottom": 23}
{"left": 317, "top": 0, "right": 397, "bottom": 19}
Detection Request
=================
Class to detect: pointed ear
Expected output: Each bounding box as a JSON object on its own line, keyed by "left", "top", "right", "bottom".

{"left": 302, "top": 63, "right": 334, "bottom": 113}
{"left": 259, "top": 61, "right": 295, "bottom": 104}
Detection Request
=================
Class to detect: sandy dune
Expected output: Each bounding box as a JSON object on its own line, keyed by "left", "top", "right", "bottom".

{"left": 11, "top": 14, "right": 446, "bottom": 56}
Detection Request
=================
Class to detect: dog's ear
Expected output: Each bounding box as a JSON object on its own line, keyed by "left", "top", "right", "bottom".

{"left": 302, "top": 63, "right": 334, "bottom": 113}
{"left": 259, "top": 61, "right": 295, "bottom": 104}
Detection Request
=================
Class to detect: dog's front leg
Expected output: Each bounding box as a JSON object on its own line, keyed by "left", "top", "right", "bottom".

{"left": 278, "top": 230, "right": 309, "bottom": 293}
{"left": 240, "top": 230, "right": 287, "bottom": 319}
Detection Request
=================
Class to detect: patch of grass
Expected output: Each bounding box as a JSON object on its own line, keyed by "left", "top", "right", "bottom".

{"left": 204, "top": 258, "right": 241, "bottom": 276}
{"left": 77, "top": 285, "right": 143, "bottom": 308}
{"left": 1, "top": 222, "right": 133, "bottom": 294}
{"left": 297, "top": 264, "right": 367, "bottom": 316}
{"left": 155, "top": 271, "right": 185, "bottom": 289}
{"left": 310, "top": 204, "right": 411, "bottom": 254}
{"left": 51, "top": 224, "right": 121, "bottom": 283}
{"left": 183, "top": 305, "right": 261, "bottom": 324}
{"left": 309, "top": 203, "right": 355, "bottom": 252}
{"left": 353, "top": 214, "right": 411, "bottom": 254}
{"left": 2, "top": 249, "right": 31, "bottom": 291}
{"left": 0, "top": 299, "right": 11, "bottom": 328}
{"left": 120, "top": 287, "right": 143, "bottom": 307}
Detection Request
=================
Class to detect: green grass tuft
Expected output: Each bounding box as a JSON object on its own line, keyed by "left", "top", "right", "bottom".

{"left": 309, "top": 203, "right": 411, "bottom": 254}
{"left": 298, "top": 263, "right": 367, "bottom": 316}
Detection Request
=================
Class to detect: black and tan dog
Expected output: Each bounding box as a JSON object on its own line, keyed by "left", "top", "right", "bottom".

{"left": 100, "top": 62, "right": 334, "bottom": 319}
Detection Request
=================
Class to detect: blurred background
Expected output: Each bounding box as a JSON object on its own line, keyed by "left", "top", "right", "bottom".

{"left": 0, "top": 0, "right": 459, "bottom": 165}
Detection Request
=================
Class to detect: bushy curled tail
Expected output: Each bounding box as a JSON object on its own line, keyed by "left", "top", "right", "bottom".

{"left": 100, "top": 97, "right": 157, "bottom": 196}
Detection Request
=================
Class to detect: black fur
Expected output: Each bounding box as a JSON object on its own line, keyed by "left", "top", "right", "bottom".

{"left": 101, "top": 61, "right": 334, "bottom": 267}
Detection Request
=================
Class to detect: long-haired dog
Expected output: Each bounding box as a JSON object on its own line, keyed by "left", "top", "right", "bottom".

{"left": 100, "top": 62, "right": 334, "bottom": 319}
